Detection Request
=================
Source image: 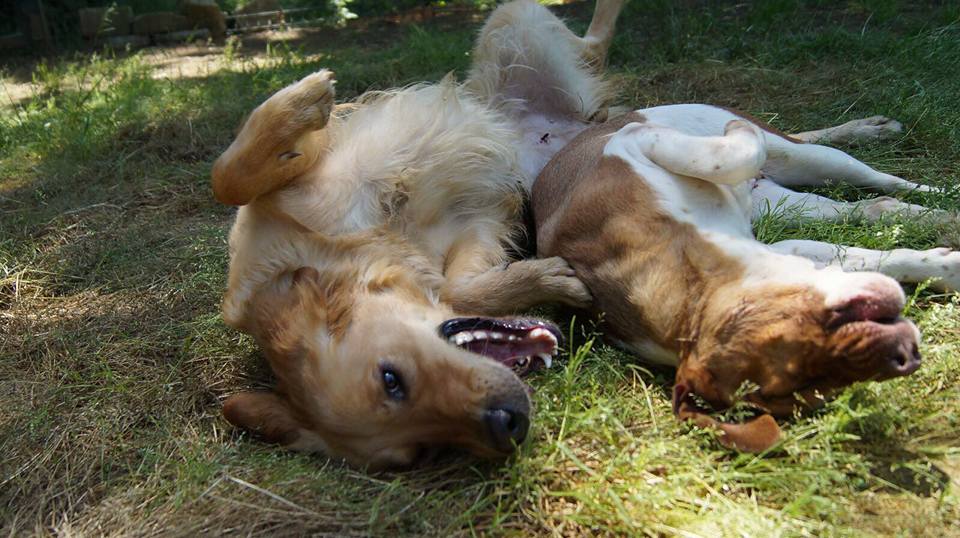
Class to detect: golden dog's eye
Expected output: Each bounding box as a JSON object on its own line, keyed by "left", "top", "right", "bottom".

{"left": 381, "top": 368, "right": 406, "bottom": 401}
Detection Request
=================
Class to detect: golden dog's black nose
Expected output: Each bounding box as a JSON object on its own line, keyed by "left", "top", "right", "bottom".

{"left": 484, "top": 407, "right": 529, "bottom": 452}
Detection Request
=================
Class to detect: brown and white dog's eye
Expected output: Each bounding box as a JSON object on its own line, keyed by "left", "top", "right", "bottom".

{"left": 381, "top": 367, "right": 406, "bottom": 401}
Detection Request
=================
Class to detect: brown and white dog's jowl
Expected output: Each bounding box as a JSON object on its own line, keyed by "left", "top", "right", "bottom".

{"left": 535, "top": 105, "right": 958, "bottom": 452}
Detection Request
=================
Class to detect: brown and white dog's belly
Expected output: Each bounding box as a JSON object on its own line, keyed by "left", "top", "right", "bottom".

{"left": 577, "top": 106, "right": 760, "bottom": 366}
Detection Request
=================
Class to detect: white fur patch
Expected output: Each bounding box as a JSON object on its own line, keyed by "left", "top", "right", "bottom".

{"left": 602, "top": 107, "right": 755, "bottom": 239}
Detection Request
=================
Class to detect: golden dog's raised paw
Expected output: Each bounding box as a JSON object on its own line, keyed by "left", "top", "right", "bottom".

{"left": 265, "top": 70, "right": 336, "bottom": 134}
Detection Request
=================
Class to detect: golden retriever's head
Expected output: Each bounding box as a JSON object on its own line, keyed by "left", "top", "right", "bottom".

{"left": 673, "top": 270, "right": 920, "bottom": 452}
{"left": 223, "top": 266, "right": 561, "bottom": 469}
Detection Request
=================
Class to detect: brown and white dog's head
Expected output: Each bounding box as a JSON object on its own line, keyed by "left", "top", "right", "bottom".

{"left": 673, "top": 266, "right": 920, "bottom": 452}
{"left": 222, "top": 263, "right": 562, "bottom": 469}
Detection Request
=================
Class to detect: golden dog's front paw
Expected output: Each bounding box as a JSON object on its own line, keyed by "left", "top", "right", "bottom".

{"left": 528, "top": 256, "right": 593, "bottom": 308}
{"left": 288, "top": 70, "right": 336, "bottom": 131}
{"left": 263, "top": 70, "right": 336, "bottom": 135}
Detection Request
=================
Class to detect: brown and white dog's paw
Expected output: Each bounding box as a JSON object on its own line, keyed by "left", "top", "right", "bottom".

{"left": 835, "top": 116, "right": 903, "bottom": 144}
{"left": 525, "top": 256, "right": 593, "bottom": 308}
{"left": 849, "top": 115, "right": 903, "bottom": 140}
{"left": 920, "top": 247, "right": 960, "bottom": 292}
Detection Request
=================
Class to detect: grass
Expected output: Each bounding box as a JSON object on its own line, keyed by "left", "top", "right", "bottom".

{"left": 2, "top": 1, "right": 960, "bottom": 535}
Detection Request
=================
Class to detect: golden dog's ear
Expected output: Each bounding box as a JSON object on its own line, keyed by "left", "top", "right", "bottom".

{"left": 223, "top": 391, "right": 302, "bottom": 445}
{"left": 673, "top": 381, "right": 782, "bottom": 454}
{"left": 246, "top": 267, "right": 324, "bottom": 354}
{"left": 247, "top": 266, "right": 355, "bottom": 371}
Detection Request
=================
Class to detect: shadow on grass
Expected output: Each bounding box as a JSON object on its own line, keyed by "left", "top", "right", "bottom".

{"left": 867, "top": 447, "right": 951, "bottom": 497}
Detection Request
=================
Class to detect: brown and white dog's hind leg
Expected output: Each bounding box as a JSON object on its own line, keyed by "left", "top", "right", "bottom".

{"left": 751, "top": 178, "right": 947, "bottom": 224}
{"left": 761, "top": 131, "right": 933, "bottom": 193}
{"left": 769, "top": 239, "right": 960, "bottom": 292}
{"left": 212, "top": 70, "right": 335, "bottom": 206}
{"left": 792, "top": 116, "right": 903, "bottom": 145}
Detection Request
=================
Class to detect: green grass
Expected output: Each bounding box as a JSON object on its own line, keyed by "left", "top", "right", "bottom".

{"left": 2, "top": 1, "right": 959, "bottom": 535}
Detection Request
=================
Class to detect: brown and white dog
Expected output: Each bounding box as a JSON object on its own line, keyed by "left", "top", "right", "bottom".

{"left": 534, "top": 105, "right": 959, "bottom": 452}
{"left": 211, "top": 0, "right": 625, "bottom": 468}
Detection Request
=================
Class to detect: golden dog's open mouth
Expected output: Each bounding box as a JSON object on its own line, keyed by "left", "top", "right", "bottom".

{"left": 439, "top": 317, "right": 561, "bottom": 375}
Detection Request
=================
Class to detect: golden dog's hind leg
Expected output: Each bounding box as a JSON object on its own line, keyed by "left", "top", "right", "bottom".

{"left": 580, "top": 0, "right": 626, "bottom": 69}
{"left": 440, "top": 234, "right": 592, "bottom": 316}
{"left": 212, "top": 70, "right": 335, "bottom": 206}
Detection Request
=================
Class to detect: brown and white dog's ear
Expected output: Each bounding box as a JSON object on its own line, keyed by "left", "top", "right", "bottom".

{"left": 223, "top": 391, "right": 302, "bottom": 446}
{"left": 682, "top": 406, "right": 781, "bottom": 453}
{"left": 673, "top": 378, "right": 782, "bottom": 454}
{"left": 212, "top": 70, "right": 336, "bottom": 206}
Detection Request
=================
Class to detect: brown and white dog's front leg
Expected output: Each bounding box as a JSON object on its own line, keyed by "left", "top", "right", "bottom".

{"left": 613, "top": 118, "right": 767, "bottom": 185}
{"left": 440, "top": 234, "right": 591, "bottom": 316}
{"left": 212, "top": 70, "right": 336, "bottom": 206}
{"left": 769, "top": 239, "right": 960, "bottom": 292}
{"left": 791, "top": 115, "right": 903, "bottom": 145}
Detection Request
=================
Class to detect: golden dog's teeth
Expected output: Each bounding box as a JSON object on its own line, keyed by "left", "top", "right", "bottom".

{"left": 490, "top": 332, "right": 506, "bottom": 340}
{"left": 516, "top": 357, "right": 529, "bottom": 368}
{"left": 538, "top": 353, "right": 553, "bottom": 368}
{"left": 453, "top": 332, "right": 474, "bottom": 345}
{"left": 472, "top": 331, "right": 489, "bottom": 340}
{"left": 508, "top": 335, "right": 519, "bottom": 341}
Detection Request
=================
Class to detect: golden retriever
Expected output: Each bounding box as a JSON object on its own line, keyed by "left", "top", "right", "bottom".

{"left": 212, "top": 0, "right": 624, "bottom": 468}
